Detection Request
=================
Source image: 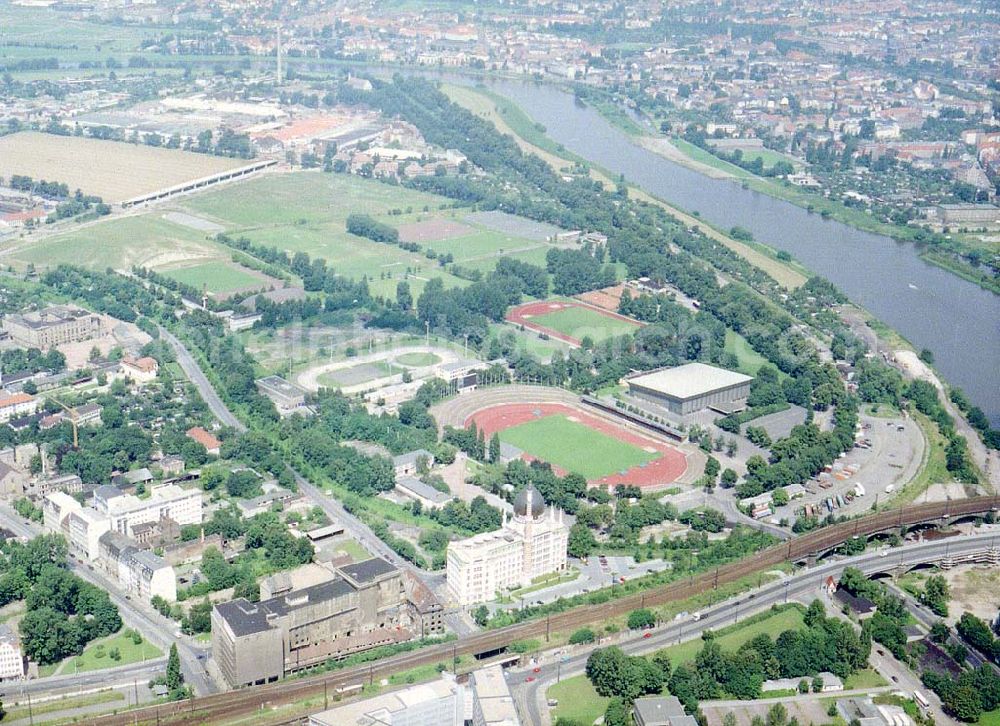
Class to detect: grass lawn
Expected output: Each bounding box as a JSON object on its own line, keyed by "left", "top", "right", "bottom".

{"left": 15, "top": 213, "right": 217, "bottom": 271}
{"left": 725, "top": 329, "right": 772, "bottom": 376}
{"left": 317, "top": 360, "right": 403, "bottom": 388}
{"left": 884, "top": 411, "right": 945, "bottom": 507}
{"left": 548, "top": 674, "right": 610, "bottom": 726}
{"left": 488, "top": 323, "right": 571, "bottom": 363}
{"left": 64, "top": 631, "right": 163, "bottom": 674}
{"left": 3, "top": 690, "right": 125, "bottom": 722}
{"left": 980, "top": 708, "right": 1000, "bottom": 726}
{"left": 531, "top": 305, "right": 640, "bottom": 342}
{"left": 655, "top": 606, "right": 807, "bottom": 667}
{"left": 327, "top": 538, "right": 373, "bottom": 563}
{"left": 499, "top": 414, "right": 657, "bottom": 479}
{"left": 842, "top": 668, "right": 887, "bottom": 689}
{"left": 395, "top": 351, "right": 442, "bottom": 367}
{"left": 163, "top": 261, "right": 267, "bottom": 294}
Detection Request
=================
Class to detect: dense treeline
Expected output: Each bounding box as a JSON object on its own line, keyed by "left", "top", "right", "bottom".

{"left": 546, "top": 246, "right": 616, "bottom": 295}
{"left": 0, "top": 347, "right": 65, "bottom": 375}
{"left": 0, "top": 535, "right": 121, "bottom": 665}
{"left": 346, "top": 213, "right": 400, "bottom": 245}
{"left": 584, "top": 601, "right": 867, "bottom": 717}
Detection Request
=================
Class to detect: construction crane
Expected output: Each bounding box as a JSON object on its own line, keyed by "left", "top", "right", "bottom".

{"left": 50, "top": 397, "right": 80, "bottom": 450}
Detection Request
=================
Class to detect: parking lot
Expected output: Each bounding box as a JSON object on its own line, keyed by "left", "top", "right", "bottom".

{"left": 771, "top": 412, "right": 924, "bottom": 521}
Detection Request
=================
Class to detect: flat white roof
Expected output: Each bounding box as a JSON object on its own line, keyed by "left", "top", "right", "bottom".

{"left": 628, "top": 362, "right": 753, "bottom": 400}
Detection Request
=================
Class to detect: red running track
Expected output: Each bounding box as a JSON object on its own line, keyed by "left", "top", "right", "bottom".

{"left": 505, "top": 300, "right": 641, "bottom": 347}
{"left": 467, "top": 402, "right": 688, "bottom": 490}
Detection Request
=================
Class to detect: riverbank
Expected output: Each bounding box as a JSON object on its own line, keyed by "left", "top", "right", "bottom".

{"left": 445, "top": 84, "right": 809, "bottom": 291}
{"left": 596, "top": 111, "right": 999, "bottom": 296}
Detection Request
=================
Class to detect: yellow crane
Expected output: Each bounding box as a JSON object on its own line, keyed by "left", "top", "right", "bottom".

{"left": 50, "top": 397, "right": 80, "bottom": 450}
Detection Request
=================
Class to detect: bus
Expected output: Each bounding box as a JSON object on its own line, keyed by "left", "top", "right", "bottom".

{"left": 913, "top": 691, "right": 929, "bottom": 710}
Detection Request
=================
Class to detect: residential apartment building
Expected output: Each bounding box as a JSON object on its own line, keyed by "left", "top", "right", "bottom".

{"left": 42, "top": 491, "right": 81, "bottom": 533}
{"left": 98, "top": 530, "right": 177, "bottom": 602}
{"left": 446, "top": 486, "right": 569, "bottom": 606}
{"left": 2, "top": 305, "right": 103, "bottom": 348}
{"left": 0, "top": 392, "right": 38, "bottom": 424}
{"left": 0, "top": 624, "right": 24, "bottom": 680}
{"left": 67, "top": 507, "right": 111, "bottom": 560}
{"left": 93, "top": 483, "right": 201, "bottom": 536}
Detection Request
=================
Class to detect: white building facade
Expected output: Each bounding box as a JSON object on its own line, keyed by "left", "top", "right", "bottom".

{"left": 446, "top": 487, "right": 568, "bottom": 606}
{"left": 94, "top": 483, "right": 201, "bottom": 536}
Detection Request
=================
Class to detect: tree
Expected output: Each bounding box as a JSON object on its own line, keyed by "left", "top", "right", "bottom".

{"left": 166, "top": 642, "right": 184, "bottom": 693}
{"left": 721, "top": 468, "right": 738, "bottom": 487}
{"left": 627, "top": 609, "right": 656, "bottom": 630}
{"left": 569, "top": 628, "right": 596, "bottom": 645}
{"left": 567, "top": 523, "right": 597, "bottom": 559}
{"left": 473, "top": 605, "right": 490, "bottom": 627}
{"left": 921, "top": 575, "right": 950, "bottom": 617}
{"left": 489, "top": 432, "right": 501, "bottom": 463}
{"left": 930, "top": 621, "right": 950, "bottom": 643}
{"left": 604, "top": 697, "right": 629, "bottom": 726}
{"left": 704, "top": 456, "right": 720, "bottom": 482}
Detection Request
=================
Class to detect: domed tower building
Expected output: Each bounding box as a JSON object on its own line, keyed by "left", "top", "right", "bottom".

{"left": 446, "top": 485, "right": 569, "bottom": 607}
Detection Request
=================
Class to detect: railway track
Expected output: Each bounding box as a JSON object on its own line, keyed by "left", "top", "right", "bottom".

{"left": 91, "top": 496, "right": 999, "bottom": 726}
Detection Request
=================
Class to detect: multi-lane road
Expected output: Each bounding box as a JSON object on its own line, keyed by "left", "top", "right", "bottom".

{"left": 515, "top": 530, "right": 1000, "bottom": 725}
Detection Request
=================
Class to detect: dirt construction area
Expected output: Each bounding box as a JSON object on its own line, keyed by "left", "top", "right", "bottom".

{"left": 941, "top": 563, "right": 1000, "bottom": 625}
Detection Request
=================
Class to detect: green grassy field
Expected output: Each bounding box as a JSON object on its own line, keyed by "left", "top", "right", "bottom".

{"left": 164, "top": 261, "right": 268, "bottom": 294}
{"left": 395, "top": 352, "right": 441, "bottom": 366}
{"left": 15, "top": 214, "right": 215, "bottom": 271}
{"left": 724, "top": 329, "right": 772, "bottom": 376}
{"left": 0, "top": 5, "right": 160, "bottom": 68}
{"left": 499, "top": 414, "right": 657, "bottom": 479}
{"left": 14, "top": 171, "right": 558, "bottom": 299}
{"left": 548, "top": 674, "right": 610, "bottom": 725}
{"left": 175, "top": 172, "right": 547, "bottom": 298}
{"left": 531, "top": 305, "right": 640, "bottom": 342}
{"left": 980, "top": 708, "right": 1000, "bottom": 726}
{"left": 63, "top": 631, "right": 163, "bottom": 675}
{"left": 654, "top": 606, "right": 806, "bottom": 666}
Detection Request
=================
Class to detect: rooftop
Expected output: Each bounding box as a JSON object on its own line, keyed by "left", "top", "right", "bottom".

{"left": 395, "top": 475, "right": 452, "bottom": 504}
{"left": 338, "top": 557, "right": 396, "bottom": 585}
{"left": 627, "top": 363, "right": 753, "bottom": 400}
{"left": 633, "top": 695, "right": 697, "bottom": 726}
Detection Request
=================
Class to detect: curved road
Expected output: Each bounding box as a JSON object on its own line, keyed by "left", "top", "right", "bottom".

{"left": 516, "top": 530, "right": 1000, "bottom": 725}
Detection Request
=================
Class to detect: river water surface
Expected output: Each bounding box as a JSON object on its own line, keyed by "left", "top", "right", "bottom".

{"left": 468, "top": 79, "right": 1000, "bottom": 425}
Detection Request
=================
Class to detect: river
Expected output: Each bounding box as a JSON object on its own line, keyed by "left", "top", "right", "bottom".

{"left": 460, "top": 79, "right": 999, "bottom": 426}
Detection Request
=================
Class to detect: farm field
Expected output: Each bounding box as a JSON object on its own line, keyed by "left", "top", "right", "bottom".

{"left": 0, "top": 132, "right": 249, "bottom": 203}
{"left": 0, "top": 5, "right": 158, "bottom": 68}
{"left": 508, "top": 300, "right": 642, "bottom": 346}
{"left": 498, "top": 414, "right": 658, "bottom": 480}
{"left": 162, "top": 261, "right": 271, "bottom": 296}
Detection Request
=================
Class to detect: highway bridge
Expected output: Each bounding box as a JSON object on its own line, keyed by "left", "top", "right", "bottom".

{"left": 88, "top": 496, "right": 999, "bottom": 726}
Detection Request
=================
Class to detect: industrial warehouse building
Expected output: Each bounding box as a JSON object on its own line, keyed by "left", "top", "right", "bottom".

{"left": 626, "top": 362, "right": 753, "bottom": 416}
{"left": 212, "top": 557, "right": 443, "bottom": 688}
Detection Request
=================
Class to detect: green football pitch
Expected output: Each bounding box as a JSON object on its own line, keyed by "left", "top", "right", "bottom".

{"left": 531, "top": 305, "right": 640, "bottom": 342}
{"left": 498, "top": 414, "right": 658, "bottom": 480}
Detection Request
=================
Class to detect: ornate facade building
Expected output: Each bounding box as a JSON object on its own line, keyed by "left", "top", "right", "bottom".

{"left": 446, "top": 486, "right": 569, "bottom": 606}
